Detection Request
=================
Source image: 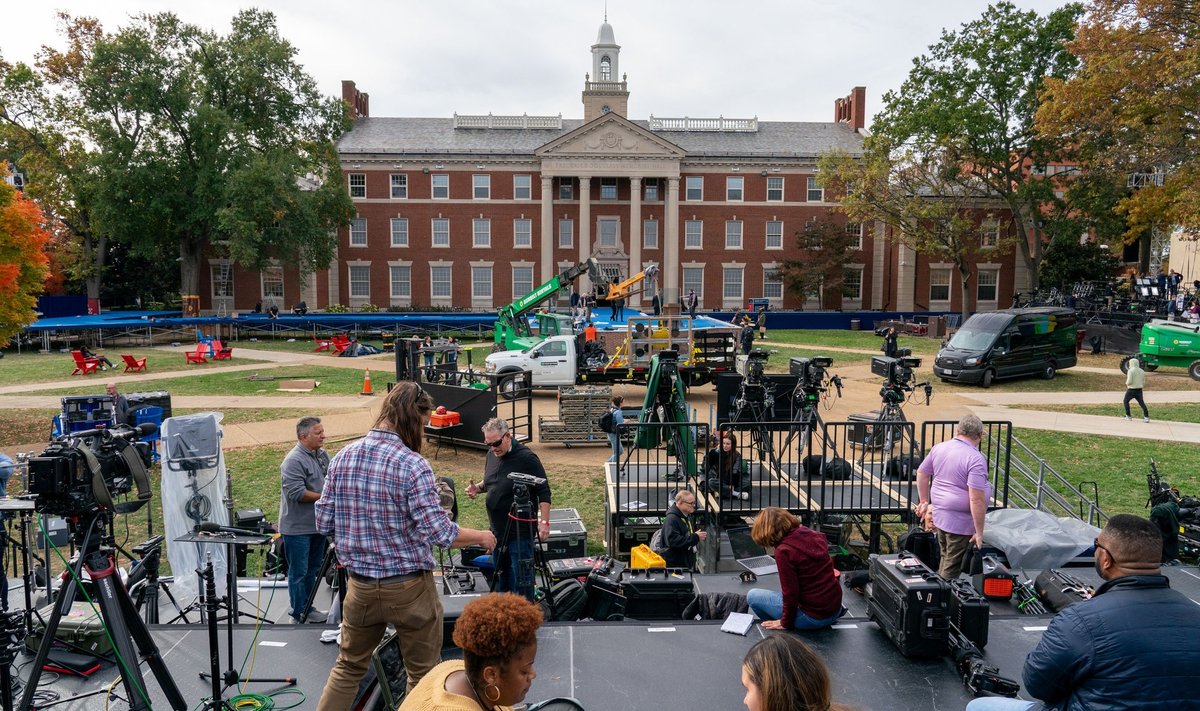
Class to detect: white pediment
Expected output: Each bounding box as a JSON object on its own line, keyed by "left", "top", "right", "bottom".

{"left": 537, "top": 114, "right": 685, "bottom": 159}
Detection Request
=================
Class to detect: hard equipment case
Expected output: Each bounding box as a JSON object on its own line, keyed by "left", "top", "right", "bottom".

{"left": 866, "top": 553, "right": 949, "bottom": 657}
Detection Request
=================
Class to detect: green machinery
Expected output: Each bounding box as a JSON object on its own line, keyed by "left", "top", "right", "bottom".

{"left": 494, "top": 258, "right": 602, "bottom": 352}
{"left": 635, "top": 350, "right": 698, "bottom": 480}
{"left": 1120, "top": 319, "right": 1200, "bottom": 381}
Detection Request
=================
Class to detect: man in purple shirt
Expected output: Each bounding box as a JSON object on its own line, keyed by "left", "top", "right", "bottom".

{"left": 314, "top": 383, "right": 496, "bottom": 709}
{"left": 915, "top": 414, "right": 991, "bottom": 579}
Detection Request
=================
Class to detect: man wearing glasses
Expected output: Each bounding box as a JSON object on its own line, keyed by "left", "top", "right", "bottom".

{"left": 966, "top": 514, "right": 1200, "bottom": 711}
{"left": 466, "top": 418, "right": 551, "bottom": 598}
{"left": 661, "top": 489, "right": 707, "bottom": 570}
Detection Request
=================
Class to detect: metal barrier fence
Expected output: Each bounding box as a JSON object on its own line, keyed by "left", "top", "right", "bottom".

{"left": 919, "top": 421, "right": 1013, "bottom": 510}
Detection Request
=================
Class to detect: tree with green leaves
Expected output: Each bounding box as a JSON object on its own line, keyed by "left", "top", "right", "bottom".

{"left": 841, "top": 1, "right": 1084, "bottom": 294}
{"left": 774, "top": 218, "right": 859, "bottom": 310}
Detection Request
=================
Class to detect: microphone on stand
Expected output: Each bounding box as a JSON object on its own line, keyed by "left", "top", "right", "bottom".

{"left": 195, "top": 522, "right": 250, "bottom": 536}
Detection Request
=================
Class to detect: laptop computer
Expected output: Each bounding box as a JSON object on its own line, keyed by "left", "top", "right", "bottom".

{"left": 727, "top": 526, "right": 778, "bottom": 576}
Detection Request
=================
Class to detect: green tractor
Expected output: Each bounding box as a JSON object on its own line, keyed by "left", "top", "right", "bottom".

{"left": 1119, "top": 319, "right": 1200, "bottom": 381}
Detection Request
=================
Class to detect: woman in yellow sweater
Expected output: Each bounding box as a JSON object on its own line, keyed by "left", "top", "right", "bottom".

{"left": 401, "top": 593, "right": 543, "bottom": 711}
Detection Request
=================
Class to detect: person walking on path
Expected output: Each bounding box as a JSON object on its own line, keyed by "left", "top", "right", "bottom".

{"left": 279, "top": 416, "right": 329, "bottom": 624}
{"left": 757, "top": 309, "right": 767, "bottom": 340}
{"left": 1123, "top": 358, "right": 1150, "bottom": 422}
{"left": 607, "top": 396, "right": 625, "bottom": 464}
{"left": 686, "top": 289, "right": 698, "bottom": 320}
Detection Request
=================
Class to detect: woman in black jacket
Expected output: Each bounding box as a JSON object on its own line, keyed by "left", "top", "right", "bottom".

{"left": 661, "top": 490, "right": 706, "bottom": 569}
{"left": 704, "top": 433, "right": 750, "bottom": 500}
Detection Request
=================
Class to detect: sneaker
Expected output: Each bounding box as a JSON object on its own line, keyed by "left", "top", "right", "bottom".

{"left": 739, "top": 491, "right": 750, "bottom": 501}
{"left": 1122, "top": 415, "right": 1131, "bottom": 421}
{"left": 1143, "top": 417, "right": 1150, "bottom": 423}
{"left": 306, "top": 608, "right": 327, "bottom": 623}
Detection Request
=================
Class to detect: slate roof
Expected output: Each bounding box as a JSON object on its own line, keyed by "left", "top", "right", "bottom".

{"left": 337, "top": 117, "right": 865, "bottom": 159}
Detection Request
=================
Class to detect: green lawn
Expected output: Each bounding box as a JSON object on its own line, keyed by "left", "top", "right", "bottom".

{"left": 1010, "top": 403, "right": 1200, "bottom": 424}
{"left": 768, "top": 329, "right": 944, "bottom": 356}
{"left": 15, "top": 365, "right": 377, "bottom": 398}
{"left": 0, "top": 350, "right": 268, "bottom": 387}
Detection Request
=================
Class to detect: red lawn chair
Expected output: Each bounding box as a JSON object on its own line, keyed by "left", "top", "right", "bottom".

{"left": 185, "top": 343, "right": 209, "bottom": 364}
{"left": 314, "top": 336, "right": 332, "bottom": 352}
{"left": 212, "top": 340, "right": 233, "bottom": 361}
{"left": 121, "top": 354, "right": 147, "bottom": 373}
{"left": 331, "top": 334, "right": 352, "bottom": 355}
{"left": 71, "top": 350, "right": 101, "bottom": 375}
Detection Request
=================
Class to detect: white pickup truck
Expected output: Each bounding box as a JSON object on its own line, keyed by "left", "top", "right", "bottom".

{"left": 484, "top": 335, "right": 595, "bottom": 391}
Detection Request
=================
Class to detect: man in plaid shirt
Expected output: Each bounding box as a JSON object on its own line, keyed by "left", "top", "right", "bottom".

{"left": 314, "top": 382, "right": 496, "bottom": 708}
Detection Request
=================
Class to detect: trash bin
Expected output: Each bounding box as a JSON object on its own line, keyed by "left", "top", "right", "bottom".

{"left": 850, "top": 319, "right": 861, "bottom": 331}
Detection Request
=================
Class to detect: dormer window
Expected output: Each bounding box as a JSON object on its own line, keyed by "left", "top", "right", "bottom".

{"left": 599, "top": 56, "right": 611, "bottom": 81}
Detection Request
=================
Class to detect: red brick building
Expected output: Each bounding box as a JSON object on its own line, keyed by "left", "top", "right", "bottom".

{"left": 203, "top": 20, "right": 1020, "bottom": 316}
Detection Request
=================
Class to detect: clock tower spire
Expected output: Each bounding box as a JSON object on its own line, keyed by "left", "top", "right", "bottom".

{"left": 582, "top": 18, "right": 629, "bottom": 121}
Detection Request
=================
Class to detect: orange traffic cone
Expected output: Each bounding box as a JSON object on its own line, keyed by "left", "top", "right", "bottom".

{"left": 361, "top": 368, "right": 374, "bottom": 396}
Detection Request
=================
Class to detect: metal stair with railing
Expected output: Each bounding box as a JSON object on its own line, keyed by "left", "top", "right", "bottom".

{"left": 990, "top": 431, "right": 1108, "bottom": 526}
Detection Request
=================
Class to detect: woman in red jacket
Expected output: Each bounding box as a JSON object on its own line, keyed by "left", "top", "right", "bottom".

{"left": 747, "top": 507, "right": 845, "bottom": 630}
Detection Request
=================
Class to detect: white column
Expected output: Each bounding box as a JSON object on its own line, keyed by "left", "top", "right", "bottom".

{"left": 578, "top": 176, "right": 592, "bottom": 292}
{"left": 628, "top": 176, "right": 642, "bottom": 307}
{"left": 872, "top": 219, "right": 886, "bottom": 309}
{"left": 897, "top": 242, "right": 917, "bottom": 311}
{"left": 663, "top": 177, "right": 680, "bottom": 308}
{"left": 540, "top": 176, "right": 554, "bottom": 282}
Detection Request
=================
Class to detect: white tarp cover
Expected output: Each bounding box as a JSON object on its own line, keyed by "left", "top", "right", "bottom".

{"left": 984, "top": 508, "right": 1100, "bottom": 569}
{"left": 159, "top": 412, "right": 229, "bottom": 599}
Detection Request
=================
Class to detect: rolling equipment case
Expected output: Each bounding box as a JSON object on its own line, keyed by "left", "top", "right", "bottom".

{"left": 584, "top": 556, "right": 626, "bottom": 621}
{"left": 866, "top": 553, "right": 949, "bottom": 657}
{"left": 620, "top": 568, "right": 695, "bottom": 620}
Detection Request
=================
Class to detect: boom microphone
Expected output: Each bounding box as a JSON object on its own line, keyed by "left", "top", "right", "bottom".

{"left": 67, "top": 422, "right": 159, "bottom": 440}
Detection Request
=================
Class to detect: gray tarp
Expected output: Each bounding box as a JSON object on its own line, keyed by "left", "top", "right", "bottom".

{"left": 983, "top": 508, "right": 1100, "bottom": 569}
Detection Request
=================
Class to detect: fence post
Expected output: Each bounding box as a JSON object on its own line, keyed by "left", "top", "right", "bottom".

{"left": 1035, "top": 462, "right": 1046, "bottom": 511}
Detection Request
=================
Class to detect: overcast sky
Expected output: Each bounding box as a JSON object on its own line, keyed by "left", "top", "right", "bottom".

{"left": 6, "top": 0, "right": 1071, "bottom": 126}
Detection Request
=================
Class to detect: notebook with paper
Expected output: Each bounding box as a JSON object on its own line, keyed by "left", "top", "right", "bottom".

{"left": 727, "top": 526, "right": 778, "bottom": 576}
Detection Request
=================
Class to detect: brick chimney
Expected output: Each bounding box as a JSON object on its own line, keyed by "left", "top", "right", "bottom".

{"left": 834, "top": 86, "right": 866, "bottom": 131}
{"left": 342, "top": 80, "right": 370, "bottom": 120}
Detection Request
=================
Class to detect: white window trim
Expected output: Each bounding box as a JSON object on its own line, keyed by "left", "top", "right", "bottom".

{"left": 558, "top": 218, "right": 574, "bottom": 249}
{"left": 513, "top": 174, "right": 532, "bottom": 200}
{"left": 511, "top": 261, "right": 535, "bottom": 301}
{"left": 976, "top": 262, "right": 1001, "bottom": 306}
{"left": 981, "top": 220, "right": 1001, "bottom": 249}
{"left": 432, "top": 174, "right": 450, "bottom": 200}
{"left": 600, "top": 177, "right": 618, "bottom": 200}
{"left": 513, "top": 218, "right": 533, "bottom": 249}
{"left": 473, "top": 217, "right": 491, "bottom": 248}
{"left": 766, "top": 220, "right": 784, "bottom": 250}
{"left": 842, "top": 263, "right": 864, "bottom": 305}
{"left": 644, "top": 179, "right": 660, "bottom": 201}
{"left": 726, "top": 176, "right": 744, "bottom": 202}
{"left": 766, "top": 177, "right": 784, "bottom": 202}
{"left": 432, "top": 217, "right": 450, "bottom": 248}
{"left": 387, "top": 259, "right": 412, "bottom": 306}
{"left": 682, "top": 262, "right": 706, "bottom": 302}
{"left": 389, "top": 174, "right": 407, "bottom": 200}
{"left": 685, "top": 176, "right": 703, "bottom": 202}
{"left": 643, "top": 218, "right": 659, "bottom": 250}
{"left": 260, "top": 263, "right": 284, "bottom": 304}
{"left": 348, "top": 173, "right": 366, "bottom": 199}
{"left": 429, "top": 260, "right": 454, "bottom": 305}
{"left": 470, "top": 260, "right": 494, "bottom": 307}
{"left": 347, "top": 260, "right": 372, "bottom": 305}
{"left": 929, "top": 262, "right": 953, "bottom": 305}
{"left": 684, "top": 219, "right": 703, "bottom": 250}
{"left": 210, "top": 260, "right": 234, "bottom": 303}
{"left": 473, "top": 174, "right": 490, "bottom": 200}
{"left": 558, "top": 179, "right": 574, "bottom": 201}
{"left": 597, "top": 216, "right": 621, "bottom": 249}
{"left": 390, "top": 217, "right": 409, "bottom": 248}
{"left": 846, "top": 222, "right": 864, "bottom": 251}
{"left": 762, "top": 262, "right": 784, "bottom": 305}
{"left": 806, "top": 176, "right": 824, "bottom": 203}
{"left": 721, "top": 262, "right": 745, "bottom": 308}
{"left": 725, "top": 220, "right": 743, "bottom": 250}
{"left": 349, "top": 216, "right": 368, "bottom": 248}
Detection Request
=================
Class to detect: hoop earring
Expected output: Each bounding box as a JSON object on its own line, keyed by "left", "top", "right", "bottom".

{"left": 485, "top": 684, "right": 501, "bottom": 703}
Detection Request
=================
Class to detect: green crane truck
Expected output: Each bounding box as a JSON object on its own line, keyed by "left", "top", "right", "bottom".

{"left": 494, "top": 258, "right": 602, "bottom": 352}
{"left": 1119, "top": 319, "right": 1200, "bottom": 380}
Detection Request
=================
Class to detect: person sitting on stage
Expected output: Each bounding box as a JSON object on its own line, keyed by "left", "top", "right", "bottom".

{"left": 661, "top": 489, "right": 707, "bottom": 570}
{"left": 746, "top": 507, "right": 845, "bottom": 631}
{"left": 80, "top": 344, "right": 115, "bottom": 370}
{"left": 401, "top": 592, "right": 543, "bottom": 711}
{"left": 966, "top": 514, "right": 1200, "bottom": 711}
{"left": 267, "top": 303, "right": 280, "bottom": 319}
{"left": 703, "top": 433, "right": 750, "bottom": 500}
{"left": 292, "top": 300, "right": 308, "bottom": 316}
{"left": 741, "top": 635, "right": 853, "bottom": 711}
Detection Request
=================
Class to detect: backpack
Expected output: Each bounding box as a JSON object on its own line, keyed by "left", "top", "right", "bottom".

{"left": 598, "top": 409, "right": 615, "bottom": 434}
{"left": 649, "top": 528, "right": 668, "bottom": 555}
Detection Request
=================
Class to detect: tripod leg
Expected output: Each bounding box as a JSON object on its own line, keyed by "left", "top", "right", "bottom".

{"left": 300, "top": 544, "right": 335, "bottom": 623}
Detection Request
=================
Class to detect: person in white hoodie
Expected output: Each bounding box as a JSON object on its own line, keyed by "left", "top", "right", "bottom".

{"left": 1123, "top": 358, "right": 1150, "bottom": 423}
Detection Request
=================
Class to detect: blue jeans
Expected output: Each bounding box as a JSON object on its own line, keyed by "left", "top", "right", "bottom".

{"left": 608, "top": 431, "right": 622, "bottom": 463}
{"left": 495, "top": 538, "right": 535, "bottom": 600}
{"left": 283, "top": 533, "right": 326, "bottom": 621}
{"left": 746, "top": 588, "right": 845, "bottom": 630}
{"left": 965, "top": 699, "right": 1036, "bottom": 711}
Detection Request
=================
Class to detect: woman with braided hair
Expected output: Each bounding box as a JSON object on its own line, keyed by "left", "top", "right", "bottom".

{"left": 741, "top": 635, "right": 854, "bottom": 711}
{"left": 401, "top": 593, "right": 543, "bottom": 710}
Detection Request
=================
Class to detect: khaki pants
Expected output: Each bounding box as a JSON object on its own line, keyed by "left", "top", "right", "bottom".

{"left": 936, "top": 529, "right": 973, "bottom": 580}
{"left": 316, "top": 572, "right": 442, "bottom": 710}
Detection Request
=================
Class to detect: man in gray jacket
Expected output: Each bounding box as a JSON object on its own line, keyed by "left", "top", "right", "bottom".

{"left": 280, "top": 416, "right": 329, "bottom": 623}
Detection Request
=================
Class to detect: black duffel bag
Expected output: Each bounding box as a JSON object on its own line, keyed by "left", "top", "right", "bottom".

{"left": 1033, "top": 569, "right": 1092, "bottom": 612}
{"left": 898, "top": 526, "right": 941, "bottom": 573}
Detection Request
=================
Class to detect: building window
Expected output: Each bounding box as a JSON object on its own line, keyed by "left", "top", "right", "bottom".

{"left": 432, "top": 218, "right": 450, "bottom": 247}
{"left": 598, "top": 217, "right": 619, "bottom": 248}
{"left": 430, "top": 266, "right": 452, "bottom": 299}
{"left": 643, "top": 219, "right": 659, "bottom": 249}
{"left": 763, "top": 269, "right": 783, "bottom": 299}
{"left": 558, "top": 179, "right": 573, "bottom": 200}
{"left": 807, "top": 176, "right": 823, "bottom": 202}
{"left": 473, "top": 219, "right": 491, "bottom": 248}
{"left": 685, "top": 220, "right": 703, "bottom": 249}
{"left": 350, "top": 218, "right": 367, "bottom": 247}
{"left": 514, "top": 175, "right": 532, "bottom": 200}
{"left": 432, "top": 174, "right": 449, "bottom": 199}
{"left": 767, "top": 177, "right": 784, "bottom": 202}
{"left": 723, "top": 267, "right": 744, "bottom": 300}
{"left": 349, "top": 265, "right": 371, "bottom": 299}
{"left": 512, "top": 266, "right": 534, "bottom": 299}
{"left": 725, "top": 220, "right": 743, "bottom": 249}
{"left": 644, "top": 179, "right": 659, "bottom": 201}
{"left": 978, "top": 269, "right": 998, "bottom": 302}
{"left": 390, "top": 265, "right": 411, "bottom": 298}
{"left": 766, "top": 221, "right": 783, "bottom": 250}
{"left": 930, "top": 268, "right": 951, "bottom": 302}
{"left": 348, "top": 173, "right": 365, "bottom": 198}
{"left": 726, "top": 176, "right": 744, "bottom": 202}
{"left": 473, "top": 175, "right": 490, "bottom": 200}
{"left": 685, "top": 176, "right": 703, "bottom": 201}
{"left": 682, "top": 267, "right": 704, "bottom": 300}
{"left": 513, "top": 219, "right": 532, "bottom": 248}
{"left": 558, "top": 219, "right": 573, "bottom": 248}
{"left": 846, "top": 222, "right": 863, "bottom": 250}
{"left": 390, "top": 174, "right": 407, "bottom": 199}
{"left": 472, "top": 266, "right": 492, "bottom": 299}
{"left": 842, "top": 266, "right": 863, "bottom": 301}
{"left": 210, "top": 263, "right": 233, "bottom": 299}
{"left": 599, "top": 55, "right": 611, "bottom": 81}
{"left": 981, "top": 220, "right": 1000, "bottom": 248}
{"left": 600, "top": 177, "right": 618, "bottom": 200}
{"left": 261, "top": 266, "right": 284, "bottom": 300}
{"left": 390, "top": 218, "right": 408, "bottom": 248}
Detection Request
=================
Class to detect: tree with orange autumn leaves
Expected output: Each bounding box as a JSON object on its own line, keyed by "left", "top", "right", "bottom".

{"left": 0, "top": 178, "right": 51, "bottom": 344}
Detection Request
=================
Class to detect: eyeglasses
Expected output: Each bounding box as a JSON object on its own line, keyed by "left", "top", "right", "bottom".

{"left": 485, "top": 433, "right": 508, "bottom": 449}
{"left": 681, "top": 499, "right": 697, "bottom": 507}
{"left": 1094, "top": 538, "right": 1116, "bottom": 562}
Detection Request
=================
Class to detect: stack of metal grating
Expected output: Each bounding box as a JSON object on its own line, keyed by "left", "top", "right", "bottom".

{"left": 538, "top": 385, "right": 613, "bottom": 445}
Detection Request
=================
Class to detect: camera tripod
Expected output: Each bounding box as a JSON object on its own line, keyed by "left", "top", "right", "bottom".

{"left": 20, "top": 511, "right": 186, "bottom": 711}
{"left": 781, "top": 378, "right": 842, "bottom": 458}
{"left": 730, "top": 380, "right": 785, "bottom": 473}
{"left": 495, "top": 481, "right": 556, "bottom": 616}
{"left": 300, "top": 540, "right": 344, "bottom": 624}
{"left": 127, "top": 535, "right": 189, "bottom": 624}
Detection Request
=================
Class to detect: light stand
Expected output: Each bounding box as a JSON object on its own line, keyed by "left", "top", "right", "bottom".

{"left": 0, "top": 609, "right": 24, "bottom": 711}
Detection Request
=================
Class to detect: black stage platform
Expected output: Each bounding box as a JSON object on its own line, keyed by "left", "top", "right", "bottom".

{"left": 18, "top": 566, "right": 1200, "bottom": 710}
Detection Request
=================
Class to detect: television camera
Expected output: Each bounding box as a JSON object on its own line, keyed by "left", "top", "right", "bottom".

{"left": 26, "top": 423, "right": 157, "bottom": 518}
{"left": 743, "top": 348, "right": 770, "bottom": 386}
{"left": 946, "top": 580, "right": 1020, "bottom": 696}
{"left": 872, "top": 355, "right": 931, "bottom": 406}
{"left": 790, "top": 356, "right": 843, "bottom": 400}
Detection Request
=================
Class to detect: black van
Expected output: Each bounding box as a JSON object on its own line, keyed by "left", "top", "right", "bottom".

{"left": 933, "top": 308, "right": 1078, "bottom": 387}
